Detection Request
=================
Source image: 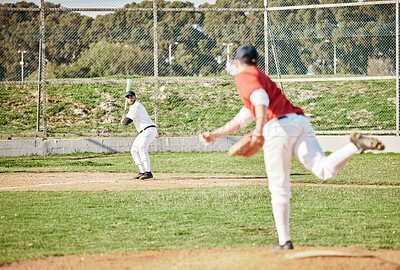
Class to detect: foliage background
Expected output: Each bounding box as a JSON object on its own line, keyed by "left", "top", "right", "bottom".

{"left": 0, "top": 1, "right": 397, "bottom": 136}
{"left": 0, "top": 0, "right": 395, "bottom": 81}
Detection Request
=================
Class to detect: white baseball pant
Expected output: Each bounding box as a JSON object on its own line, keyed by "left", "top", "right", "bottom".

{"left": 131, "top": 127, "right": 157, "bottom": 173}
{"left": 262, "top": 113, "right": 358, "bottom": 245}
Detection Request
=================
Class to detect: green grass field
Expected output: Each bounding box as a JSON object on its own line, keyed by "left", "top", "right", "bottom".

{"left": 0, "top": 151, "right": 399, "bottom": 264}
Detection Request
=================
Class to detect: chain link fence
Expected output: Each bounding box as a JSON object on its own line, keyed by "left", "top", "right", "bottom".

{"left": 0, "top": 0, "right": 399, "bottom": 138}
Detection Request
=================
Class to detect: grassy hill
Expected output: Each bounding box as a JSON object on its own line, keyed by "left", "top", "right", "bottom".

{"left": 0, "top": 78, "right": 396, "bottom": 137}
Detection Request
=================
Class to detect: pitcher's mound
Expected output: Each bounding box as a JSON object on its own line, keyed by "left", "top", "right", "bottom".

{"left": 2, "top": 246, "right": 400, "bottom": 270}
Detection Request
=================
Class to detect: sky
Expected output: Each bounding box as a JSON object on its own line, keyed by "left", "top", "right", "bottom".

{"left": 2, "top": 0, "right": 217, "bottom": 17}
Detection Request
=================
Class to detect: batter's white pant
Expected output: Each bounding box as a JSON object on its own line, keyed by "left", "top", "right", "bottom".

{"left": 262, "top": 113, "right": 358, "bottom": 244}
{"left": 131, "top": 127, "right": 157, "bottom": 172}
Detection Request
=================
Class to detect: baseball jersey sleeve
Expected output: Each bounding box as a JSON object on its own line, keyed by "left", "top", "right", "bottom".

{"left": 126, "top": 105, "right": 138, "bottom": 120}
{"left": 234, "top": 107, "right": 254, "bottom": 128}
{"left": 250, "top": 88, "right": 270, "bottom": 107}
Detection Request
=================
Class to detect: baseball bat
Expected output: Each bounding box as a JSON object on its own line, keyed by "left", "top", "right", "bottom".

{"left": 124, "top": 79, "right": 132, "bottom": 114}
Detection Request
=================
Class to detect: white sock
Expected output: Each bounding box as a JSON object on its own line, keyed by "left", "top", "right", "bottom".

{"left": 137, "top": 164, "right": 145, "bottom": 173}
{"left": 143, "top": 160, "right": 151, "bottom": 172}
{"left": 272, "top": 202, "right": 291, "bottom": 245}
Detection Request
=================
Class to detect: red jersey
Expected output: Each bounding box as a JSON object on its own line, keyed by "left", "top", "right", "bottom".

{"left": 235, "top": 66, "right": 304, "bottom": 123}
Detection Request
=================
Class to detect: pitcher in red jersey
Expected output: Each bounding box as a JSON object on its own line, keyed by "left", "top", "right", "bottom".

{"left": 200, "top": 45, "right": 384, "bottom": 251}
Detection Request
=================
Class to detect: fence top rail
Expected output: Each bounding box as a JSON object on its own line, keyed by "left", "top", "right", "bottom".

{"left": 0, "top": 76, "right": 395, "bottom": 86}
{"left": 267, "top": 0, "right": 396, "bottom": 11}
{"left": 1, "top": 0, "right": 396, "bottom": 13}
{"left": 274, "top": 76, "right": 397, "bottom": 83}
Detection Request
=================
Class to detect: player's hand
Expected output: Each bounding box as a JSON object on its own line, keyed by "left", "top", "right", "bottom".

{"left": 122, "top": 114, "right": 127, "bottom": 120}
{"left": 243, "top": 131, "right": 264, "bottom": 157}
{"left": 199, "top": 132, "right": 216, "bottom": 146}
{"left": 250, "top": 131, "right": 264, "bottom": 146}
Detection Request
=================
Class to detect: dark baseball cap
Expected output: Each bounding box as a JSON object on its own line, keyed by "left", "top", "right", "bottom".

{"left": 125, "top": 90, "right": 135, "bottom": 97}
{"left": 235, "top": 45, "right": 258, "bottom": 64}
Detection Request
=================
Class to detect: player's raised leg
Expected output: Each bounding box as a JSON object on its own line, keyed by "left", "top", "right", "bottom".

{"left": 295, "top": 116, "right": 385, "bottom": 180}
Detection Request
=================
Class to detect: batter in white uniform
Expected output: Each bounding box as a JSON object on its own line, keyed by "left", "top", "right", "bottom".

{"left": 200, "top": 45, "right": 385, "bottom": 251}
{"left": 122, "top": 90, "right": 157, "bottom": 180}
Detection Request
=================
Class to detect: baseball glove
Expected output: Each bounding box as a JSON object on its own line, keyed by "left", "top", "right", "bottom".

{"left": 228, "top": 133, "right": 264, "bottom": 158}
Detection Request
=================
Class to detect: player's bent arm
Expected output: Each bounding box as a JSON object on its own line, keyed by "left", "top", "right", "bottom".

{"left": 211, "top": 106, "right": 255, "bottom": 139}
{"left": 199, "top": 118, "right": 241, "bottom": 145}
{"left": 253, "top": 105, "right": 267, "bottom": 136}
{"left": 200, "top": 90, "right": 267, "bottom": 145}
{"left": 210, "top": 118, "right": 241, "bottom": 139}
{"left": 121, "top": 117, "right": 133, "bottom": 126}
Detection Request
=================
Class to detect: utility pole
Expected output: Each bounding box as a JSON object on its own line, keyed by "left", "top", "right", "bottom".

{"left": 222, "top": 43, "right": 233, "bottom": 66}
{"left": 168, "top": 42, "right": 179, "bottom": 76}
{"left": 18, "top": 50, "right": 26, "bottom": 81}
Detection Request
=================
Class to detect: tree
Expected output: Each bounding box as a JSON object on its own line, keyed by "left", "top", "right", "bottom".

{"left": 2, "top": 0, "right": 395, "bottom": 79}
{"left": 0, "top": 1, "right": 92, "bottom": 80}
{"left": 45, "top": 10, "right": 93, "bottom": 66}
{"left": 0, "top": 1, "right": 40, "bottom": 80}
{"left": 55, "top": 40, "right": 154, "bottom": 78}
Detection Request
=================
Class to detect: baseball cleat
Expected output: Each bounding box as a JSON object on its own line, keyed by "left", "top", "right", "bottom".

{"left": 270, "top": 240, "right": 294, "bottom": 251}
{"left": 139, "top": 171, "right": 153, "bottom": 180}
{"left": 133, "top": 173, "right": 145, "bottom": 179}
{"left": 350, "top": 132, "right": 385, "bottom": 153}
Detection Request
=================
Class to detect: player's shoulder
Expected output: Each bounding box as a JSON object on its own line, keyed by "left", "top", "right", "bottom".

{"left": 128, "top": 100, "right": 140, "bottom": 113}
{"left": 131, "top": 100, "right": 142, "bottom": 108}
{"left": 136, "top": 100, "right": 147, "bottom": 109}
{"left": 237, "top": 68, "right": 265, "bottom": 88}
{"left": 132, "top": 101, "right": 148, "bottom": 113}
{"left": 237, "top": 66, "right": 262, "bottom": 79}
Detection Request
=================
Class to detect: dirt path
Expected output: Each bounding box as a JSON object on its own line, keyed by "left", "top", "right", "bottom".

{"left": 1, "top": 172, "right": 397, "bottom": 191}
{"left": 0, "top": 172, "right": 268, "bottom": 191}
{"left": 1, "top": 172, "right": 399, "bottom": 270}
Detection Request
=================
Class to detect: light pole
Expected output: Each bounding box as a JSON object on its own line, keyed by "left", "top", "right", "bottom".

{"left": 325, "top": 40, "right": 337, "bottom": 75}
{"left": 18, "top": 50, "right": 26, "bottom": 81}
{"left": 333, "top": 42, "right": 337, "bottom": 75}
{"left": 168, "top": 42, "right": 179, "bottom": 76}
{"left": 222, "top": 43, "right": 233, "bottom": 66}
{"left": 215, "top": 55, "right": 222, "bottom": 64}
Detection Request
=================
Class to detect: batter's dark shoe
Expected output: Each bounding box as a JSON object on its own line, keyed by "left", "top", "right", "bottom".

{"left": 270, "top": 240, "right": 294, "bottom": 251}
{"left": 350, "top": 132, "right": 385, "bottom": 153}
{"left": 133, "top": 173, "right": 145, "bottom": 179}
{"left": 139, "top": 171, "right": 153, "bottom": 180}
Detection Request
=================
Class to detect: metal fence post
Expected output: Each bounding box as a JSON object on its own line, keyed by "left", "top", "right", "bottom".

{"left": 267, "top": 17, "right": 284, "bottom": 93}
{"left": 36, "top": 38, "right": 41, "bottom": 132}
{"left": 40, "top": 0, "right": 47, "bottom": 140}
{"left": 264, "top": 0, "right": 269, "bottom": 75}
{"left": 397, "top": 0, "right": 399, "bottom": 136}
{"left": 153, "top": 0, "right": 159, "bottom": 137}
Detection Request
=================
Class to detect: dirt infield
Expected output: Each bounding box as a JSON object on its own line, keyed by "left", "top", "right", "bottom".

{"left": 1, "top": 172, "right": 399, "bottom": 270}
